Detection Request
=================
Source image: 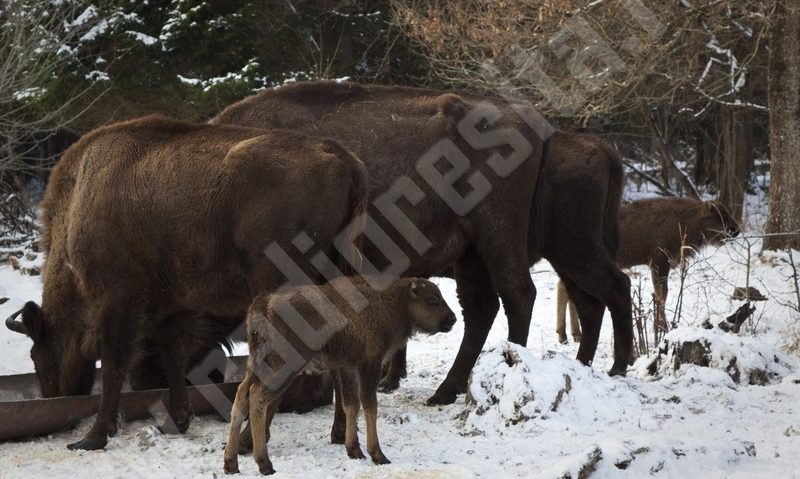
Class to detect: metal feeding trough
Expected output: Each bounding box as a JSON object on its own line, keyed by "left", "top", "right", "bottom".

{"left": 0, "top": 356, "right": 249, "bottom": 442}
{"left": 0, "top": 355, "right": 334, "bottom": 442}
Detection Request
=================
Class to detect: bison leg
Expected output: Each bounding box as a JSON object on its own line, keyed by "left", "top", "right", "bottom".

{"left": 224, "top": 375, "right": 253, "bottom": 473}
{"left": 557, "top": 261, "right": 633, "bottom": 375}
{"left": 556, "top": 280, "right": 569, "bottom": 344}
{"left": 330, "top": 372, "right": 346, "bottom": 444}
{"left": 339, "top": 370, "right": 365, "bottom": 460}
{"left": 428, "top": 251, "right": 499, "bottom": 406}
{"left": 68, "top": 302, "right": 135, "bottom": 450}
{"left": 488, "top": 262, "right": 535, "bottom": 346}
{"left": 157, "top": 329, "right": 193, "bottom": 434}
{"left": 568, "top": 295, "right": 581, "bottom": 343}
{"left": 560, "top": 278, "right": 605, "bottom": 365}
{"left": 238, "top": 421, "right": 253, "bottom": 454}
{"left": 603, "top": 266, "right": 633, "bottom": 374}
{"left": 556, "top": 279, "right": 583, "bottom": 344}
{"left": 249, "top": 383, "right": 277, "bottom": 475}
{"left": 359, "top": 365, "right": 390, "bottom": 465}
{"left": 378, "top": 346, "right": 406, "bottom": 393}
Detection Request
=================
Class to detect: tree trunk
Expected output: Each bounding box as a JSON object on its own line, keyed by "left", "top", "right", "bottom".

{"left": 694, "top": 121, "right": 710, "bottom": 185}
{"left": 764, "top": 1, "right": 800, "bottom": 250}
{"left": 717, "top": 106, "right": 753, "bottom": 222}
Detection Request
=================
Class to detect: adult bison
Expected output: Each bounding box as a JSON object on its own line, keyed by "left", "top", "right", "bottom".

{"left": 4, "top": 115, "right": 367, "bottom": 450}
{"left": 212, "top": 81, "right": 633, "bottom": 406}
{"left": 556, "top": 197, "right": 740, "bottom": 343}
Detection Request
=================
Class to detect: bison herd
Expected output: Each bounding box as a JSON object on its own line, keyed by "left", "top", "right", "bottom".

{"left": 3, "top": 81, "right": 739, "bottom": 473}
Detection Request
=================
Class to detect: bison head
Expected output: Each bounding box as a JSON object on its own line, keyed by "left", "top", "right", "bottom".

{"left": 406, "top": 279, "right": 457, "bottom": 334}
{"left": 702, "top": 200, "right": 741, "bottom": 243}
{"left": 5, "top": 301, "right": 96, "bottom": 397}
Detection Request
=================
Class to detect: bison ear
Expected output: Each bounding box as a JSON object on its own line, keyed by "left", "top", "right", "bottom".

{"left": 21, "top": 301, "right": 44, "bottom": 342}
{"left": 409, "top": 280, "right": 422, "bottom": 298}
{"left": 436, "top": 93, "right": 467, "bottom": 121}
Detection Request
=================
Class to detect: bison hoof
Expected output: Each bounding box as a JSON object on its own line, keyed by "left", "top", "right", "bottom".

{"left": 370, "top": 452, "right": 391, "bottom": 465}
{"left": 557, "top": 335, "right": 568, "bottom": 344}
{"left": 175, "top": 411, "right": 192, "bottom": 433}
{"left": 223, "top": 459, "right": 239, "bottom": 474}
{"left": 347, "top": 447, "right": 366, "bottom": 460}
{"left": 608, "top": 364, "right": 628, "bottom": 377}
{"left": 67, "top": 435, "right": 108, "bottom": 451}
{"left": 158, "top": 413, "right": 191, "bottom": 435}
{"left": 425, "top": 390, "right": 457, "bottom": 406}
{"left": 378, "top": 378, "right": 400, "bottom": 393}
{"left": 257, "top": 462, "right": 275, "bottom": 476}
{"left": 330, "top": 424, "right": 346, "bottom": 445}
{"left": 572, "top": 335, "right": 582, "bottom": 343}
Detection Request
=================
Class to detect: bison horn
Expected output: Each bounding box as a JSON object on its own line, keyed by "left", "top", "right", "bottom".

{"left": 5, "top": 309, "right": 28, "bottom": 335}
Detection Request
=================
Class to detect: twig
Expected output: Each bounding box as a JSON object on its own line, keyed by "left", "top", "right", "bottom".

{"left": 644, "top": 107, "right": 702, "bottom": 199}
{"left": 621, "top": 158, "right": 675, "bottom": 197}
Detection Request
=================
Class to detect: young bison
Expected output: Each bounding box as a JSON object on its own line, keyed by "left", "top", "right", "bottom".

{"left": 556, "top": 197, "right": 740, "bottom": 343}
{"left": 223, "top": 277, "right": 456, "bottom": 475}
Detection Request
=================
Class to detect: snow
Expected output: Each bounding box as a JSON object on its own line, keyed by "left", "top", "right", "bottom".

{"left": 84, "top": 70, "right": 110, "bottom": 82}
{"left": 176, "top": 59, "right": 265, "bottom": 92}
{"left": 645, "top": 326, "right": 800, "bottom": 385}
{"left": 11, "top": 88, "right": 46, "bottom": 101}
{"left": 66, "top": 5, "right": 99, "bottom": 30}
{"left": 126, "top": 31, "right": 158, "bottom": 46}
{"left": 1, "top": 191, "right": 799, "bottom": 477}
{"left": 79, "top": 19, "right": 109, "bottom": 42}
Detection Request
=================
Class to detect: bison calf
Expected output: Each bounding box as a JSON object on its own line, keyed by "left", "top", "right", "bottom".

{"left": 224, "top": 277, "right": 456, "bottom": 475}
{"left": 556, "top": 197, "right": 740, "bottom": 343}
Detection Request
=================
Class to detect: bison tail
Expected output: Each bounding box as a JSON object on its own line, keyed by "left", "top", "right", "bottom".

{"left": 527, "top": 136, "right": 550, "bottom": 262}
{"left": 601, "top": 141, "right": 624, "bottom": 259}
{"left": 330, "top": 142, "right": 369, "bottom": 275}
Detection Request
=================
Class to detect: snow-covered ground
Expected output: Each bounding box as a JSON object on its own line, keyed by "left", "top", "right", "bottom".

{"left": 1, "top": 196, "right": 800, "bottom": 478}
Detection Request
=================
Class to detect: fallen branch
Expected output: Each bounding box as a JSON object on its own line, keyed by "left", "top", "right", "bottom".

{"left": 718, "top": 302, "right": 756, "bottom": 333}
{"left": 549, "top": 374, "right": 573, "bottom": 412}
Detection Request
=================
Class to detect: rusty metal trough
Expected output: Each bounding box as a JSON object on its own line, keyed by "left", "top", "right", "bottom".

{"left": 0, "top": 355, "right": 335, "bottom": 442}
{"left": 0, "top": 356, "right": 249, "bottom": 442}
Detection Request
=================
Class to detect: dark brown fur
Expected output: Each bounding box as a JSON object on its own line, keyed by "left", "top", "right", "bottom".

{"left": 223, "top": 277, "right": 456, "bottom": 475}
{"left": 537, "top": 132, "right": 633, "bottom": 372}
{"left": 556, "top": 197, "right": 740, "bottom": 342}
{"left": 213, "top": 81, "right": 628, "bottom": 408}
{"left": 8, "top": 115, "right": 368, "bottom": 450}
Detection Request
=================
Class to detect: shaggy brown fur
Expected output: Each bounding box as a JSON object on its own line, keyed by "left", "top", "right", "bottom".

{"left": 556, "top": 197, "right": 740, "bottom": 343}
{"left": 6, "top": 115, "right": 368, "bottom": 450}
{"left": 223, "top": 277, "right": 456, "bottom": 475}
{"left": 212, "top": 81, "right": 631, "bottom": 405}
{"left": 537, "top": 132, "right": 632, "bottom": 371}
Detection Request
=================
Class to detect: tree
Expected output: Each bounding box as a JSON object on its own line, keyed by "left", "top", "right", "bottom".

{"left": 0, "top": 1, "right": 109, "bottom": 185}
{"left": 391, "top": 1, "right": 771, "bottom": 215}
{"left": 764, "top": 0, "right": 800, "bottom": 250}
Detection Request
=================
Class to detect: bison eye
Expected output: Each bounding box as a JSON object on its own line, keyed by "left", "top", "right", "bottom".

{"left": 426, "top": 298, "right": 439, "bottom": 307}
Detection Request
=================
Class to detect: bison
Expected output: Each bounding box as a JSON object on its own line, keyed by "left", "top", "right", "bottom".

{"left": 223, "top": 276, "right": 456, "bottom": 474}
{"left": 211, "top": 81, "right": 633, "bottom": 409}
{"left": 4, "top": 115, "right": 367, "bottom": 450}
{"left": 556, "top": 197, "right": 740, "bottom": 343}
